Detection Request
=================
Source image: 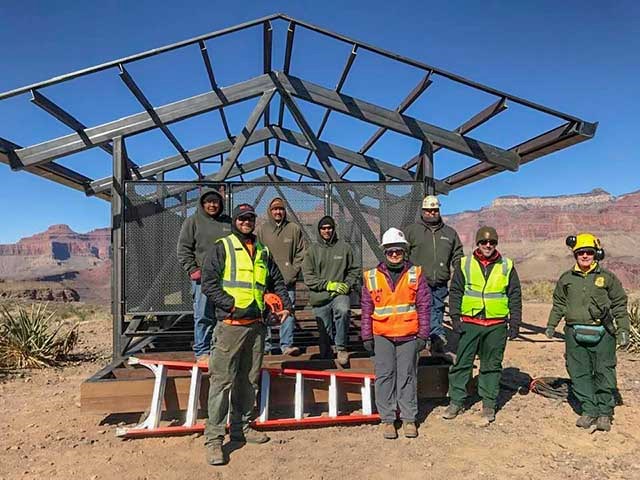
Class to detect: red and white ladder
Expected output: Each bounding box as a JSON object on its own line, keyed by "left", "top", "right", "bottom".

{"left": 116, "top": 357, "right": 379, "bottom": 438}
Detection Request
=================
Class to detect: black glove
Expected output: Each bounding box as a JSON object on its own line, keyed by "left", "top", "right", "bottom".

{"left": 508, "top": 323, "right": 520, "bottom": 341}
{"left": 416, "top": 337, "right": 427, "bottom": 351}
{"left": 363, "top": 339, "right": 374, "bottom": 353}
{"left": 451, "top": 316, "right": 463, "bottom": 334}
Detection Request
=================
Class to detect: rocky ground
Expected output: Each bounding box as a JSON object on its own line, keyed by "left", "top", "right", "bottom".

{"left": 1, "top": 303, "right": 639, "bottom": 480}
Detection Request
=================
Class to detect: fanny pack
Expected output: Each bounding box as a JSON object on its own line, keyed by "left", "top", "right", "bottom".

{"left": 573, "top": 324, "right": 605, "bottom": 345}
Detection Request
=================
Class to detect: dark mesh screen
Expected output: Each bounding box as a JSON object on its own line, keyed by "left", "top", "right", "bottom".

{"left": 230, "top": 182, "right": 327, "bottom": 246}
{"left": 331, "top": 182, "right": 425, "bottom": 271}
{"left": 123, "top": 181, "right": 423, "bottom": 314}
{"left": 124, "top": 182, "right": 226, "bottom": 314}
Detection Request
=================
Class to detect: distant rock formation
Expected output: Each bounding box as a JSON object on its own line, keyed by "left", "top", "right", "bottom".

{"left": 444, "top": 189, "right": 640, "bottom": 289}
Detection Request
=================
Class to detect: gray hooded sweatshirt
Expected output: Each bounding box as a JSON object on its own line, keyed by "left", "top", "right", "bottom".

{"left": 176, "top": 188, "right": 232, "bottom": 275}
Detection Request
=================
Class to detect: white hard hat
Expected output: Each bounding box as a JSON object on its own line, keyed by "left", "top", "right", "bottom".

{"left": 381, "top": 227, "right": 409, "bottom": 247}
{"left": 422, "top": 195, "right": 441, "bottom": 209}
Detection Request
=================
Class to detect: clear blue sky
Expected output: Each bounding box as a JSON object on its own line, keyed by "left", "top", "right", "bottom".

{"left": 0, "top": 0, "right": 638, "bottom": 243}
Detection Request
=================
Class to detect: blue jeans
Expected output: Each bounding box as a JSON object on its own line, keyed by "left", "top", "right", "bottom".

{"left": 313, "top": 294, "right": 351, "bottom": 357}
{"left": 192, "top": 280, "right": 216, "bottom": 357}
{"left": 264, "top": 288, "right": 296, "bottom": 353}
{"left": 429, "top": 284, "right": 449, "bottom": 339}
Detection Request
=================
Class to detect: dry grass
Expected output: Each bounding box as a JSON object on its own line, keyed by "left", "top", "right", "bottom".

{"left": 0, "top": 302, "right": 78, "bottom": 369}
{"left": 521, "top": 280, "right": 555, "bottom": 303}
{"left": 624, "top": 300, "right": 640, "bottom": 354}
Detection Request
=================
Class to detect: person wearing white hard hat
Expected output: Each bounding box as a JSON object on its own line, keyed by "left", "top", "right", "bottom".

{"left": 405, "top": 195, "right": 463, "bottom": 352}
{"left": 361, "top": 227, "right": 431, "bottom": 439}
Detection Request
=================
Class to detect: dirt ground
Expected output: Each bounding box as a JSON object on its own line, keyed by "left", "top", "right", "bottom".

{"left": 1, "top": 303, "right": 639, "bottom": 480}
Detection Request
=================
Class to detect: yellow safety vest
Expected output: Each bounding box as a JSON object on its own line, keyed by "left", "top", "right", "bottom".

{"left": 460, "top": 255, "right": 512, "bottom": 318}
{"left": 219, "top": 234, "right": 269, "bottom": 311}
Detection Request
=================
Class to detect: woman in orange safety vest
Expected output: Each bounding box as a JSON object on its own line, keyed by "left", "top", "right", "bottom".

{"left": 361, "top": 227, "right": 431, "bottom": 440}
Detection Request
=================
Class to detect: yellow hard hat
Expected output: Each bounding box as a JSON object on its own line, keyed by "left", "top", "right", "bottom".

{"left": 569, "top": 233, "right": 600, "bottom": 252}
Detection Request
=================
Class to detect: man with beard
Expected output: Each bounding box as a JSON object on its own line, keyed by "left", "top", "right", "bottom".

{"left": 302, "top": 216, "right": 361, "bottom": 366}
{"left": 177, "top": 188, "right": 231, "bottom": 362}
{"left": 256, "top": 197, "right": 306, "bottom": 355}
{"left": 405, "top": 195, "right": 463, "bottom": 351}
{"left": 201, "top": 203, "right": 292, "bottom": 465}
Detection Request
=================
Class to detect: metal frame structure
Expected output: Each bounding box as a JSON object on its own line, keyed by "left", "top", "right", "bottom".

{"left": 0, "top": 13, "right": 597, "bottom": 362}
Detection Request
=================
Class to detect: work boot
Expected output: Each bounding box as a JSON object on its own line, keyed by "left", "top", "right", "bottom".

{"left": 596, "top": 416, "right": 612, "bottom": 432}
{"left": 403, "top": 422, "right": 418, "bottom": 438}
{"left": 196, "top": 354, "right": 210, "bottom": 364}
{"left": 336, "top": 350, "right": 349, "bottom": 366}
{"left": 481, "top": 407, "right": 496, "bottom": 423}
{"left": 282, "top": 346, "right": 301, "bottom": 357}
{"left": 231, "top": 428, "right": 270, "bottom": 444}
{"left": 575, "top": 415, "right": 597, "bottom": 429}
{"left": 381, "top": 422, "right": 397, "bottom": 440}
{"left": 442, "top": 403, "right": 463, "bottom": 420}
{"left": 205, "top": 438, "right": 225, "bottom": 466}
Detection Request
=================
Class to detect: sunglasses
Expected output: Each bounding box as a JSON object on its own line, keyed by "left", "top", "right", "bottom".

{"left": 478, "top": 239, "right": 497, "bottom": 246}
{"left": 385, "top": 248, "right": 405, "bottom": 256}
{"left": 422, "top": 209, "right": 439, "bottom": 214}
{"left": 576, "top": 249, "right": 596, "bottom": 256}
{"left": 237, "top": 216, "right": 255, "bottom": 223}
{"left": 319, "top": 226, "right": 334, "bottom": 231}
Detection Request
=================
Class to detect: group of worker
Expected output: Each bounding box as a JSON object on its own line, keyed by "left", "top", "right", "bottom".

{"left": 176, "top": 188, "right": 631, "bottom": 466}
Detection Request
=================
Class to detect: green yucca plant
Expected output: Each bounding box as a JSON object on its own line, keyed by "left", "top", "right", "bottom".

{"left": 623, "top": 300, "right": 640, "bottom": 354}
{"left": 0, "top": 303, "right": 78, "bottom": 369}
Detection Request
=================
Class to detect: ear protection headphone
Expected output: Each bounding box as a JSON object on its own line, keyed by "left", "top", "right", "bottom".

{"left": 565, "top": 235, "right": 605, "bottom": 261}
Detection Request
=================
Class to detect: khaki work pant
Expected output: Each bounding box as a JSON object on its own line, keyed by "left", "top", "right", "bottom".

{"left": 204, "top": 321, "right": 266, "bottom": 442}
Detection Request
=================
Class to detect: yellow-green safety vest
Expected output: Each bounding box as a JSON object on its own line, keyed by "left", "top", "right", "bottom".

{"left": 460, "top": 255, "right": 513, "bottom": 318}
{"left": 219, "top": 234, "right": 270, "bottom": 311}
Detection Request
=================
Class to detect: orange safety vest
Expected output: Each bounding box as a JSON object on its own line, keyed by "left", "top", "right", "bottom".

{"left": 364, "top": 265, "right": 421, "bottom": 337}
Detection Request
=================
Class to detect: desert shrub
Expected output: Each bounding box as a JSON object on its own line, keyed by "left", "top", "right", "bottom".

{"left": 623, "top": 300, "right": 640, "bottom": 354}
{"left": 521, "top": 281, "right": 555, "bottom": 303}
{"left": 0, "top": 302, "right": 78, "bottom": 369}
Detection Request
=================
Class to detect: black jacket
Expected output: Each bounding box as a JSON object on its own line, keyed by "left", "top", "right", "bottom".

{"left": 201, "top": 233, "right": 293, "bottom": 322}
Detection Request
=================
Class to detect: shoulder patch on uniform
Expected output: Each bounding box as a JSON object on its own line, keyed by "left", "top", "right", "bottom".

{"left": 595, "top": 276, "right": 605, "bottom": 288}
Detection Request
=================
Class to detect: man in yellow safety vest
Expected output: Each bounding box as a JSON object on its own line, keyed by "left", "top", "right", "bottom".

{"left": 201, "top": 203, "right": 292, "bottom": 466}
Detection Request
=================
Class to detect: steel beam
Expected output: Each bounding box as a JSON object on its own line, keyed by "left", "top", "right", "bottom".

{"left": 30, "top": 89, "right": 142, "bottom": 178}
{"left": 1, "top": 137, "right": 107, "bottom": 199}
{"left": 403, "top": 97, "right": 508, "bottom": 170}
{"left": 276, "top": 72, "right": 520, "bottom": 171}
{"left": 198, "top": 41, "right": 233, "bottom": 140}
{"left": 118, "top": 65, "right": 201, "bottom": 178}
{"left": 213, "top": 89, "right": 276, "bottom": 181}
{"left": 443, "top": 121, "right": 597, "bottom": 190}
{"left": 263, "top": 21, "right": 273, "bottom": 155}
{"left": 0, "top": 14, "right": 280, "bottom": 101}
{"left": 274, "top": 22, "right": 297, "bottom": 158}
{"left": 270, "top": 125, "right": 452, "bottom": 191}
{"left": 280, "top": 14, "right": 583, "bottom": 123}
{"left": 89, "top": 127, "right": 274, "bottom": 195}
{"left": 341, "top": 72, "right": 432, "bottom": 178}
{"left": 296, "top": 45, "right": 358, "bottom": 179}
{"left": 111, "top": 136, "right": 127, "bottom": 360}
{"left": 13, "top": 74, "right": 274, "bottom": 169}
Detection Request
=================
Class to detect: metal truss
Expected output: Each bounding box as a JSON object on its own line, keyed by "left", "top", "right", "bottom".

{"left": 0, "top": 13, "right": 597, "bottom": 360}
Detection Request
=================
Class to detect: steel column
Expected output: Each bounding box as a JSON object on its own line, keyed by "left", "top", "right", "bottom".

{"left": 111, "top": 136, "right": 127, "bottom": 360}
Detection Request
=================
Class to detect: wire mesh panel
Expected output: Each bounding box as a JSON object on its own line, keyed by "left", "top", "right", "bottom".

{"left": 230, "top": 182, "right": 327, "bottom": 245}
{"left": 331, "top": 182, "right": 425, "bottom": 271}
{"left": 124, "top": 182, "right": 226, "bottom": 314}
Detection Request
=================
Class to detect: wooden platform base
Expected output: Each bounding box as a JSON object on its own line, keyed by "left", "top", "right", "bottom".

{"left": 81, "top": 350, "right": 452, "bottom": 415}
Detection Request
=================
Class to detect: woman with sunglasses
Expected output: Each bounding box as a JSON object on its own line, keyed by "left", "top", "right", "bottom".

{"left": 361, "top": 228, "right": 431, "bottom": 439}
{"left": 443, "top": 226, "right": 522, "bottom": 425}
{"left": 545, "top": 233, "right": 630, "bottom": 432}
